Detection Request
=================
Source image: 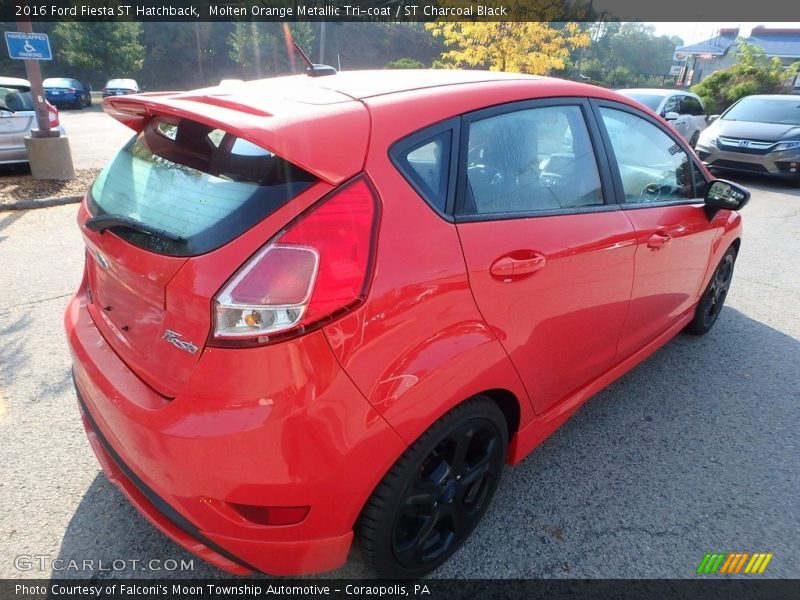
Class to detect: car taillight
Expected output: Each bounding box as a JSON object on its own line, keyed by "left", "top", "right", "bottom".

{"left": 47, "top": 102, "right": 59, "bottom": 127}
{"left": 211, "top": 176, "right": 380, "bottom": 347}
{"left": 67, "top": 87, "right": 76, "bottom": 93}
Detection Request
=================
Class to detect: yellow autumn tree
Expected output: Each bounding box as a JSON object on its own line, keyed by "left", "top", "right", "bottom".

{"left": 426, "top": 20, "right": 591, "bottom": 75}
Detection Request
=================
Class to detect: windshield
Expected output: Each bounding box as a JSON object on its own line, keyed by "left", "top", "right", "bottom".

{"left": 0, "top": 86, "right": 34, "bottom": 111}
{"left": 620, "top": 93, "right": 664, "bottom": 111}
{"left": 723, "top": 98, "right": 800, "bottom": 125}
{"left": 88, "top": 117, "right": 317, "bottom": 257}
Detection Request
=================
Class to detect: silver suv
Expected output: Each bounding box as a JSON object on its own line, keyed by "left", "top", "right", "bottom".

{"left": 617, "top": 89, "right": 708, "bottom": 147}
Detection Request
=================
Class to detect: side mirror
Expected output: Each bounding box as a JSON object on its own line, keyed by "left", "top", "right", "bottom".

{"left": 708, "top": 115, "right": 720, "bottom": 124}
{"left": 664, "top": 111, "right": 680, "bottom": 121}
{"left": 705, "top": 179, "right": 750, "bottom": 214}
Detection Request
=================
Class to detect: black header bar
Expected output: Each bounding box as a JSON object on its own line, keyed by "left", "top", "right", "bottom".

{"left": 3, "top": 0, "right": 800, "bottom": 22}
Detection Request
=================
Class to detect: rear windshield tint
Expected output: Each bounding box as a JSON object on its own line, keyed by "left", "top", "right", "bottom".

{"left": 107, "top": 79, "right": 136, "bottom": 88}
{"left": 43, "top": 78, "right": 72, "bottom": 88}
{"left": 88, "top": 117, "right": 317, "bottom": 257}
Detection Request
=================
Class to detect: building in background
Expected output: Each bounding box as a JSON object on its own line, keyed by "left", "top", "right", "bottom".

{"left": 673, "top": 27, "right": 800, "bottom": 88}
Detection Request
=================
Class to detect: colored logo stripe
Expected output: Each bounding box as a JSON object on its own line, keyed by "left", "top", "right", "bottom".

{"left": 698, "top": 553, "right": 773, "bottom": 574}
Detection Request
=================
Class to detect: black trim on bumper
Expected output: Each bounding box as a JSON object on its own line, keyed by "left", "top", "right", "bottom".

{"left": 73, "top": 374, "right": 260, "bottom": 573}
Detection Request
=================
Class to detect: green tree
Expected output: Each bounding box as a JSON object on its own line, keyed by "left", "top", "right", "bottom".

{"left": 385, "top": 58, "right": 424, "bottom": 69}
{"left": 53, "top": 23, "right": 144, "bottom": 86}
{"left": 692, "top": 41, "right": 790, "bottom": 114}
{"left": 575, "top": 22, "right": 682, "bottom": 86}
{"left": 229, "top": 23, "right": 315, "bottom": 77}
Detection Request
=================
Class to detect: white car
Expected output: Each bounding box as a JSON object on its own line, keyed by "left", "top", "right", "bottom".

{"left": 0, "top": 76, "right": 65, "bottom": 165}
{"left": 617, "top": 89, "right": 708, "bottom": 147}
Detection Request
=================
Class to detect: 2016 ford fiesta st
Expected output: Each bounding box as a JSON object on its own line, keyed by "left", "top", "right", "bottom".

{"left": 65, "top": 70, "right": 749, "bottom": 578}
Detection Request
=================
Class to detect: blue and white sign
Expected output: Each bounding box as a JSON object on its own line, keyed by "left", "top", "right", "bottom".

{"left": 4, "top": 32, "right": 52, "bottom": 61}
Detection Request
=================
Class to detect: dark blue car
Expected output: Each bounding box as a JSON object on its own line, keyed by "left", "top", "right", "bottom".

{"left": 43, "top": 77, "right": 91, "bottom": 109}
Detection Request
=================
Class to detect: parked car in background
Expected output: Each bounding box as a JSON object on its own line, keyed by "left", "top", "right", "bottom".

{"left": 43, "top": 77, "right": 92, "bottom": 109}
{"left": 696, "top": 95, "right": 800, "bottom": 186}
{"left": 617, "top": 89, "right": 708, "bottom": 147}
{"left": 102, "top": 78, "right": 140, "bottom": 97}
{"left": 1, "top": 76, "right": 64, "bottom": 164}
{"left": 67, "top": 70, "right": 749, "bottom": 579}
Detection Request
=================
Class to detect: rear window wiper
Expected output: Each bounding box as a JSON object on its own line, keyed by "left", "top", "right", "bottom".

{"left": 85, "top": 214, "right": 184, "bottom": 243}
{"left": 0, "top": 102, "right": 15, "bottom": 113}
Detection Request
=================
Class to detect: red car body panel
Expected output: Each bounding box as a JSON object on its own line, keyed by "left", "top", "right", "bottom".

{"left": 65, "top": 71, "right": 744, "bottom": 575}
{"left": 456, "top": 213, "right": 636, "bottom": 415}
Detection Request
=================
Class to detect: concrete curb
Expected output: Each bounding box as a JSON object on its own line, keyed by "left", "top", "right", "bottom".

{"left": 0, "top": 195, "right": 83, "bottom": 212}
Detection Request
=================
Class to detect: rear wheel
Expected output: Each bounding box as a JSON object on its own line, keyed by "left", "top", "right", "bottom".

{"left": 685, "top": 246, "right": 737, "bottom": 335}
{"left": 358, "top": 396, "right": 507, "bottom": 578}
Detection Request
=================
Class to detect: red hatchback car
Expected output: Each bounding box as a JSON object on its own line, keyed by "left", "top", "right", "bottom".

{"left": 65, "top": 70, "right": 749, "bottom": 578}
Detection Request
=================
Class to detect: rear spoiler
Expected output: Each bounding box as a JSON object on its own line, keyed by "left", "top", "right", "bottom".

{"left": 103, "top": 90, "right": 369, "bottom": 185}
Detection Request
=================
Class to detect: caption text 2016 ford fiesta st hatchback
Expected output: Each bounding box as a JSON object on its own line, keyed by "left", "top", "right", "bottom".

{"left": 65, "top": 70, "right": 750, "bottom": 578}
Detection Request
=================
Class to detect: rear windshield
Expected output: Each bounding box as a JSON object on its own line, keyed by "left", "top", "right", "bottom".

{"left": 0, "top": 86, "right": 34, "bottom": 111}
{"left": 43, "top": 78, "right": 72, "bottom": 88}
{"left": 620, "top": 93, "right": 663, "bottom": 111}
{"left": 88, "top": 117, "right": 317, "bottom": 257}
{"left": 107, "top": 79, "right": 136, "bottom": 88}
{"left": 723, "top": 98, "right": 800, "bottom": 125}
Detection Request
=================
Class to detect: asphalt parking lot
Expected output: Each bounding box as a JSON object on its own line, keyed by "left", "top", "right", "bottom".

{"left": 0, "top": 108, "right": 798, "bottom": 579}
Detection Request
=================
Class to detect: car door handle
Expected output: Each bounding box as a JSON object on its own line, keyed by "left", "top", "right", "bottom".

{"left": 647, "top": 231, "right": 673, "bottom": 250}
{"left": 490, "top": 252, "right": 547, "bottom": 280}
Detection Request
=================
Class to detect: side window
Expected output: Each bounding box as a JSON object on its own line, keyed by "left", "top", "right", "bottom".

{"left": 464, "top": 105, "right": 603, "bottom": 215}
{"left": 599, "top": 107, "right": 694, "bottom": 203}
{"left": 680, "top": 96, "right": 703, "bottom": 116}
{"left": 394, "top": 131, "right": 451, "bottom": 213}
{"left": 663, "top": 96, "right": 680, "bottom": 115}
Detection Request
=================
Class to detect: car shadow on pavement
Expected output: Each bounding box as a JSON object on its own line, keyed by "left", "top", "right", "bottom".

{"left": 54, "top": 307, "right": 799, "bottom": 579}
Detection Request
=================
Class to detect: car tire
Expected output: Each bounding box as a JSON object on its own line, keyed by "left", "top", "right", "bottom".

{"left": 685, "top": 246, "right": 737, "bottom": 336}
{"left": 358, "top": 396, "right": 508, "bottom": 578}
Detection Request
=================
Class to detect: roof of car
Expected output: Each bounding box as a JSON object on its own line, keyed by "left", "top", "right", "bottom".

{"left": 104, "top": 70, "right": 636, "bottom": 185}
{"left": 186, "top": 69, "right": 550, "bottom": 105}
{"left": 298, "top": 69, "right": 545, "bottom": 99}
{"left": 0, "top": 76, "right": 30, "bottom": 87}
{"left": 617, "top": 88, "right": 699, "bottom": 97}
{"left": 739, "top": 94, "right": 800, "bottom": 101}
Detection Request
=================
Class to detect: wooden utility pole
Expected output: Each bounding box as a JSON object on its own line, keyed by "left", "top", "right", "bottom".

{"left": 16, "top": 18, "right": 55, "bottom": 137}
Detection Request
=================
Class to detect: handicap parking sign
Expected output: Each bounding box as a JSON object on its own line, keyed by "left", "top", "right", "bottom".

{"left": 4, "top": 32, "right": 52, "bottom": 60}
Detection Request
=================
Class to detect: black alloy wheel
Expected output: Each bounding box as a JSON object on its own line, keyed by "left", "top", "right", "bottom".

{"left": 686, "top": 246, "right": 737, "bottom": 335}
{"left": 359, "top": 397, "right": 507, "bottom": 578}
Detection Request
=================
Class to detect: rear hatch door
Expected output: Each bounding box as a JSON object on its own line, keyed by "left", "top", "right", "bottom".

{"left": 81, "top": 87, "right": 369, "bottom": 397}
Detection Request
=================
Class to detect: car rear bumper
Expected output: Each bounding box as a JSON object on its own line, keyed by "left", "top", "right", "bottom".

{"left": 65, "top": 279, "right": 405, "bottom": 575}
{"left": 0, "top": 146, "right": 29, "bottom": 163}
{"left": 46, "top": 94, "right": 81, "bottom": 106}
{"left": 697, "top": 144, "right": 800, "bottom": 178}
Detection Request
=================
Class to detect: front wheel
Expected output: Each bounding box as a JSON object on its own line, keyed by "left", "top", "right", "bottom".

{"left": 685, "top": 246, "right": 737, "bottom": 335}
{"left": 358, "top": 396, "right": 508, "bottom": 578}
